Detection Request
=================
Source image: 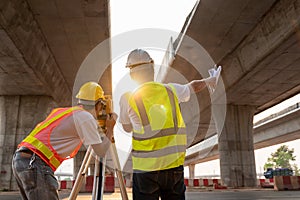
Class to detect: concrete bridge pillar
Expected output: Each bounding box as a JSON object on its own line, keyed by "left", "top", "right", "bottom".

{"left": 73, "top": 150, "right": 97, "bottom": 177}
{"left": 89, "top": 161, "right": 95, "bottom": 176}
{"left": 73, "top": 150, "right": 86, "bottom": 179}
{"left": 0, "top": 95, "right": 56, "bottom": 190}
{"left": 189, "top": 164, "right": 195, "bottom": 179}
{"left": 218, "top": 105, "right": 257, "bottom": 187}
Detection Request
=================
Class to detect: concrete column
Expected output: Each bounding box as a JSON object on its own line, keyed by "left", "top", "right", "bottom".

{"left": 189, "top": 164, "right": 195, "bottom": 179}
{"left": 73, "top": 150, "right": 87, "bottom": 179}
{"left": 73, "top": 150, "right": 93, "bottom": 192}
{"left": 89, "top": 162, "right": 95, "bottom": 176}
{"left": 218, "top": 105, "right": 257, "bottom": 187}
{"left": 0, "top": 95, "right": 56, "bottom": 191}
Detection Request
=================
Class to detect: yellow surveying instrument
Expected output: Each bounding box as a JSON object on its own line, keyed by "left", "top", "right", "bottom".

{"left": 69, "top": 95, "right": 128, "bottom": 200}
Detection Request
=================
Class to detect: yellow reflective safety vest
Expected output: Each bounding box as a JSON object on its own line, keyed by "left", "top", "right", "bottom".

{"left": 128, "top": 82, "right": 187, "bottom": 171}
{"left": 19, "top": 106, "right": 83, "bottom": 171}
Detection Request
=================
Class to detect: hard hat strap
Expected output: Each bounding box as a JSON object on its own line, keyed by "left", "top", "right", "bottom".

{"left": 78, "top": 98, "right": 105, "bottom": 106}
{"left": 126, "top": 60, "right": 153, "bottom": 69}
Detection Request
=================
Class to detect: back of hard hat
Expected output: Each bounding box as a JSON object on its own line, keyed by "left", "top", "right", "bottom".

{"left": 126, "top": 49, "right": 153, "bottom": 69}
{"left": 76, "top": 81, "right": 104, "bottom": 105}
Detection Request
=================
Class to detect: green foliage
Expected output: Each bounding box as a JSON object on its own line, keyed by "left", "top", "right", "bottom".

{"left": 264, "top": 145, "right": 296, "bottom": 170}
{"left": 293, "top": 164, "right": 300, "bottom": 176}
{"left": 264, "top": 162, "right": 274, "bottom": 170}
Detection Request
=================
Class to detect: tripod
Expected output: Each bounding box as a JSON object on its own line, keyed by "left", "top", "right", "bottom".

{"left": 68, "top": 138, "right": 128, "bottom": 200}
{"left": 68, "top": 145, "right": 93, "bottom": 200}
{"left": 69, "top": 95, "right": 128, "bottom": 199}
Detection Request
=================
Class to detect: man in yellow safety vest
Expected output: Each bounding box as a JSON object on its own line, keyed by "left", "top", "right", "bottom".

{"left": 12, "top": 81, "right": 117, "bottom": 200}
{"left": 119, "top": 49, "right": 220, "bottom": 200}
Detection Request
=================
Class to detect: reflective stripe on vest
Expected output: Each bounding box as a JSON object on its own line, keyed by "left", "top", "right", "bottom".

{"left": 129, "top": 82, "right": 187, "bottom": 171}
{"left": 21, "top": 106, "right": 82, "bottom": 170}
{"left": 22, "top": 135, "right": 61, "bottom": 169}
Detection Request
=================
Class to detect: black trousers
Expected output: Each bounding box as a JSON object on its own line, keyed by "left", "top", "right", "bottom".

{"left": 132, "top": 165, "right": 186, "bottom": 200}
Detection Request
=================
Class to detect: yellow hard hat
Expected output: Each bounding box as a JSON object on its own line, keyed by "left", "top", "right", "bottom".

{"left": 126, "top": 49, "right": 153, "bottom": 69}
{"left": 76, "top": 82, "right": 104, "bottom": 104}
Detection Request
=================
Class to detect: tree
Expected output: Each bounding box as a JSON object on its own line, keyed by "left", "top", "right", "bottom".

{"left": 264, "top": 145, "right": 296, "bottom": 170}
{"left": 293, "top": 164, "right": 300, "bottom": 176}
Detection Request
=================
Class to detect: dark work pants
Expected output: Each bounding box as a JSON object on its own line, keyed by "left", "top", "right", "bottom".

{"left": 12, "top": 150, "right": 59, "bottom": 200}
{"left": 132, "top": 165, "right": 186, "bottom": 200}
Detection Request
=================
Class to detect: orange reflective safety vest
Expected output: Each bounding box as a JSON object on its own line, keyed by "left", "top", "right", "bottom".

{"left": 128, "top": 82, "right": 187, "bottom": 171}
{"left": 19, "top": 106, "right": 83, "bottom": 171}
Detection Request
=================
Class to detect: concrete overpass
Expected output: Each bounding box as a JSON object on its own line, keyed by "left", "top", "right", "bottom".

{"left": 0, "top": 0, "right": 111, "bottom": 191}
{"left": 1, "top": 0, "right": 300, "bottom": 190}
{"left": 159, "top": 0, "right": 300, "bottom": 187}
{"left": 185, "top": 103, "right": 300, "bottom": 167}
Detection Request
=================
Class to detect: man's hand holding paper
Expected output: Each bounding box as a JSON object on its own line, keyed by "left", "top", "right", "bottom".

{"left": 206, "top": 65, "right": 222, "bottom": 93}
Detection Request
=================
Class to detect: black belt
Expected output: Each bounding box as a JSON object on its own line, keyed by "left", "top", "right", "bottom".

{"left": 16, "top": 146, "right": 34, "bottom": 155}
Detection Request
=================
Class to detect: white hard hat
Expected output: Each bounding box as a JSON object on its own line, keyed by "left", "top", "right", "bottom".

{"left": 126, "top": 49, "right": 153, "bottom": 69}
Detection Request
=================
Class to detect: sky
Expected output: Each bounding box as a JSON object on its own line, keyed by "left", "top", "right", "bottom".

{"left": 56, "top": 0, "right": 300, "bottom": 178}
{"left": 110, "top": 0, "right": 198, "bottom": 82}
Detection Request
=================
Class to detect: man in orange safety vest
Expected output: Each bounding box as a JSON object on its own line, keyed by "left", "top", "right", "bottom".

{"left": 12, "top": 81, "right": 117, "bottom": 200}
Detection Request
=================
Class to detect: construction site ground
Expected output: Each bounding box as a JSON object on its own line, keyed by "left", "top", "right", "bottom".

{"left": 2, "top": 187, "right": 300, "bottom": 200}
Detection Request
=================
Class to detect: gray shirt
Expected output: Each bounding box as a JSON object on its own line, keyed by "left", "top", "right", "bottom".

{"left": 50, "top": 110, "right": 102, "bottom": 158}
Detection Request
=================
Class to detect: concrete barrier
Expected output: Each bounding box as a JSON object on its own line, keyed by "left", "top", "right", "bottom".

{"left": 115, "top": 177, "right": 132, "bottom": 188}
{"left": 213, "top": 183, "right": 227, "bottom": 189}
{"left": 184, "top": 178, "right": 221, "bottom": 187}
{"left": 85, "top": 176, "right": 94, "bottom": 192}
{"left": 59, "top": 180, "right": 74, "bottom": 190}
{"left": 274, "top": 176, "right": 300, "bottom": 191}
{"left": 104, "top": 176, "right": 115, "bottom": 193}
{"left": 258, "top": 178, "right": 274, "bottom": 188}
{"left": 58, "top": 175, "right": 116, "bottom": 193}
{"left": 84, "top": 175, "right": 115, "bottom": 193}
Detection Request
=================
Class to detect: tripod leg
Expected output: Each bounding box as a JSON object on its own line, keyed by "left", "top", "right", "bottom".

{"left": 110, "top": 143, "right": 128, "bottom": 200}
{"left": 92, "top": 156, "right": 106, "bottom": 200}
{"left": 92, "top": 156, "right": 99, "bottom": 200}
{"left": 98, "top": 157, "right": 106, "bottom": 200}
{"left": 69, "top": 146, "right": 93, "bottom": 200}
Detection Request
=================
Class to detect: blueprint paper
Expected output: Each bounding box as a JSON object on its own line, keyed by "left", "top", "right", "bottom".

{"left": 208, "top": 65, "right": 222, "bottom": 93}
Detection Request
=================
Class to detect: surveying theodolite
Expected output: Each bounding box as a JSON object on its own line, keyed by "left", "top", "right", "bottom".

{"left": 69, "top": 95, "right": 128, "bottom": 200}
